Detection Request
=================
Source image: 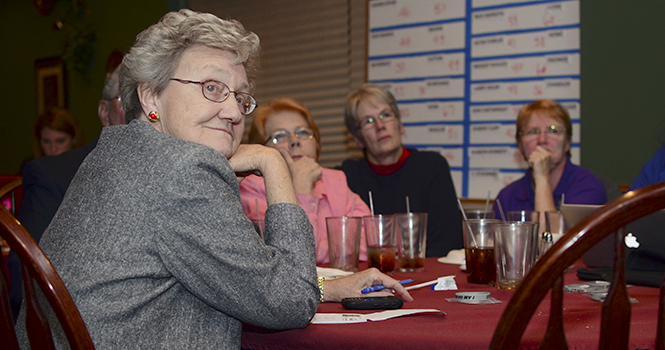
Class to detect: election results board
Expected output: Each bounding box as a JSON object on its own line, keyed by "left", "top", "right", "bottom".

{"left": 367, "top": 0, "right": 580, "bottom": 199}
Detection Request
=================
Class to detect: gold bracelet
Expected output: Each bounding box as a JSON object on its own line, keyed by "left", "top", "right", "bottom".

{"left": 317, "top": 276, "right": 325, "bottom": 303}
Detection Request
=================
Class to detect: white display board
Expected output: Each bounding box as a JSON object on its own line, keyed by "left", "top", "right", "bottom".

{"left": 367, "top": 0, "right": 580, "bottom": 198}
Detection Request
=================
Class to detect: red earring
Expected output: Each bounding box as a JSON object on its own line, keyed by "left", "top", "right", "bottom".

{"left": 148, "top": 111, "right": 160, "bottom": 122}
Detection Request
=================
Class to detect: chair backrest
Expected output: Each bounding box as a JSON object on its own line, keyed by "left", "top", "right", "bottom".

{"left": 0, "top": 206, "right": 95, "bottom": 349}
{"left": 490, "top": 181, "right": 665, "bottom": 350}
{"left": 0, "top": 176, "right": 23, "bottom": 216}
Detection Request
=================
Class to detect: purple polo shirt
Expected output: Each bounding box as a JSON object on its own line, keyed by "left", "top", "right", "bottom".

{"left": 493, "top": 158, "right": 606, "bottom": 214}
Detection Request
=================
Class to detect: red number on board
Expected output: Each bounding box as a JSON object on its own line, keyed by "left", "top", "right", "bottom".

{"left": 442, "top": 104, "right": 456, "bottom": 118}
{"left": 393, "top": 86, "right": 405, "bottom": 97}
{"left": 507, "top": 38, "right": 517, "bottom": 48}
{"left": 447, "top": 127, "right": 459, "bottom": 140}
{"left": 534, "top": 36, "right": 546, "bottom": 48}
{"left": 448, "top": 59, "right": 460, "bottom": 71}
{"left": 434, "top": 3, "right": 447, "bottom": 15}
{"left": 433, "top": 35, "right": 445, "bottom": 45}
{"left": 395, "top": 62, "right": 406, "bottom": 74}
{"left": 508, "top": 14, "right": 519, "bottom": 28}
{"left": 507, "top": 85, "right": 518, "bottom": 95}
{"left": 511, "top": 62, "right": 524, "bottom": 74}
{"left": 542, "top": 14, "right": 555, "bottom": 26}
{"left": 400, "top": 37, "right": 411, "bottom": 47}
{"left": 533, "top": 85, "right": 543, "bottom": 96}
{"left": 512, "top": 106, "right": 521, "bottom": 117}
{"left": 536, "top": 63, "right": 547, "bottom": 75}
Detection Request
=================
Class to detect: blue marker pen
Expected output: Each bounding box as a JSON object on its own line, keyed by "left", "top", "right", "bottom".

{"left": 361, "top": 279, "right": 416, "bottom": 294}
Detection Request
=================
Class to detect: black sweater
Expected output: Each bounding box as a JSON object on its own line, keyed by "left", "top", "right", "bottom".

{"left": 338, "top": 149, "right": 463, "bottom": 257}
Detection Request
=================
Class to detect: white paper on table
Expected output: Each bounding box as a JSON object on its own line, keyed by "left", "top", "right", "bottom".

{"left": 310, "top": 309, "right": 444, "bottom": 324}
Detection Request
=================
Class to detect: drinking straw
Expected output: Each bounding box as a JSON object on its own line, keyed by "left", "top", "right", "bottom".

{"left": 561, "top": 193, "right": 565, "bottom": 206}
{"left": 350, "top": 198, "right": 356, "bottom": 218}
{"left": 457, "top": 198, "right": 468, "bottom": 221}
{"left": 457, "top": 198, "right": 478, "bottom": 247}
{"left": 368, "top": 191, "right": 375, "bottom": 216}
{"left": 484, "top": 191, "right": 491, "bottom": 218}
{"left": 495, "top": 198, "right": 507, "bottom": 221}
{"left": 406, "top": 196, "right": 410, "bottom": 213}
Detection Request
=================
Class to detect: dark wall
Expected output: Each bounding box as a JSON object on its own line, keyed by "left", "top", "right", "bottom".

{"left": 580, "top": 1, "right": 665, "bottom": 184}
{"left": 0, "top": 0, "right": 167, "bottom": 174}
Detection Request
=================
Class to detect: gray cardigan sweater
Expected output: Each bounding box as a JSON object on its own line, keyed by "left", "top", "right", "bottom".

{"left": 17, "top": 120, "right": 318, "bottom": 349}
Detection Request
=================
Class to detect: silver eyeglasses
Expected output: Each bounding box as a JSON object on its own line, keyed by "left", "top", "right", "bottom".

{"left": 357, "top": 112, "right": 397, "bottom": 130}
{"left": 170, "top": 78, "right": 257, "bottom": 115}
{"left": 264, "top": 128, "right": 314, "bottom": 145}
{"left": 520, "top": 125, "right": 566, "bottom": 140}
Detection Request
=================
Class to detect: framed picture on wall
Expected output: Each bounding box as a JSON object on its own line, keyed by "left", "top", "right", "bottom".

{"left": 35, "top": 56, "right": 68, "bottom": 114}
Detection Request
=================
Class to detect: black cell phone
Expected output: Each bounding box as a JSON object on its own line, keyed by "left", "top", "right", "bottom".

{"left": 341, "top": 296, "right": 404, "bottom": 310}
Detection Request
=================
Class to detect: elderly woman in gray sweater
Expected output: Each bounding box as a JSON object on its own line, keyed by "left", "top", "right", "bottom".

{"left": 16, "top": 9, "right": 411, "bottom": 349}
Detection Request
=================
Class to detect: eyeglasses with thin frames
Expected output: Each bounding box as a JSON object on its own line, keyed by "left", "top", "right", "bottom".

{"left": 169, "top": 78, "right": 257, "bottom": 115}
{"left": 357, "top": 112, "right": 397, "bottom": 130}
{"left": 264, "top": 127, "right": 314, "bottom": 145}
{"left": 520, "top": 125, "right": 566, "bottom": 140}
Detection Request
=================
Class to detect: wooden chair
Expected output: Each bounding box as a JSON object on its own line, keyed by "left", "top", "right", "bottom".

{"left": 0, "top": 206, "right": 94, "bottom": 349}
{"left": 0, "top": 176, "right": 22, "bottom": 216}
{"left": 490, "top": 181, "right": 665, "bottom": 350}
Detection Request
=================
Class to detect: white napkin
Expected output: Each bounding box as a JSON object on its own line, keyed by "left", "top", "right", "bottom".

{"left": 433, "top": 275, "right": 458, "bottom": 291}
{"left": 437, "top": 249, "right": 466, "bottom": 265}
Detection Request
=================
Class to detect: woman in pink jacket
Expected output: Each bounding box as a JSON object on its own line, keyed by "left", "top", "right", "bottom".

{"left": 240, "top": 98, "right": 370, "bottom": 264}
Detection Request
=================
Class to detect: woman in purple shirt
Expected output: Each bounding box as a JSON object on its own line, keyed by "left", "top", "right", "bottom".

{"left": 493, "top": 100, "right": 606, "bottom": 224}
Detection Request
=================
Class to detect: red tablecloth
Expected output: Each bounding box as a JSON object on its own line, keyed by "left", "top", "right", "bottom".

{"left": 242, "top": 257, "right": 659, "bottom": 349}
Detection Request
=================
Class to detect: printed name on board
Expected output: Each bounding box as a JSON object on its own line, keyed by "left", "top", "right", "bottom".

{"left": 472, "top": 125, "right": 500, "bottom": 132}
{"left": 471, "top": 106, "right": 509, "bottom": 114}
{"left": 371, "top": 0, "right": 396, "bottom": 8}
{"left": 471, "top": 148, "right": 508, "bottom": 155}
{"left": 473, "top": 37, "right": 503, "bottom": 46}
{"left": 473, "top": 84, "right": 500, "bottom": 91}
{"left": 474, "top": 11, "right": 504, "bottom": 20}
{"left": 473, "top": 61, "right": 508, "bottom": 69}
{"left": 548, "top": 31, "right": 564, "bottom": 38}
{"left": 371, "top": 61, "right": 391, "bottom": 68}
{"left": 546, "top": 4, "right": 562, "bottom": 11}
{"left": 546, "top": 81, "right": 570, "bottom": 88}
{"left": 428, "top": 56, "right": 444, "bottom": 62}
{"left": 562, "top": 103, "right": 577, "bottom": 111}
{"left": 371, "top": 32, "right": 394, "bottom": 39}
{"left": 428, "top": 126, "right": 447, "bottom": 132}
{"left": 472, "top": 170, "right": 500, "bottom": 177}
{"left": 428, "top": 26, "right": 443, "bottom": 33}
{"left": 547, "top": 56, "right": 569, "bottom": 64}
{"left": 427, "top": 80, "right": 449, "bottom": 87}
